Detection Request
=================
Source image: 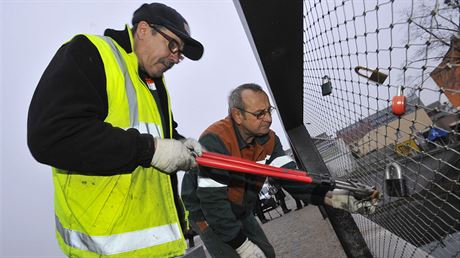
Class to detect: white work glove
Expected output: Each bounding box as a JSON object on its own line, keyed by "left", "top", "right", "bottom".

{"left": 330, "top": 189, "right": 378, "bottom": 214}
{"left": 235, "top": 238, "right": 266, "bottom": 258}
{"left": 181, "top": 138, "right": 203, "bottom": 156}
{"left": 151, "top": 138, "right": 198, "bottom": 174}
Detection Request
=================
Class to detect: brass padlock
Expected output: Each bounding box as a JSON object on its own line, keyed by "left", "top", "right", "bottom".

{"left": 321, "top": 75, "right": 332, "bottom": 96}
{"left": 385, "top": 162, "right": 408, "bottom": 197}
{"left": 354, "top": 66, "right": 388, "bottom": 84}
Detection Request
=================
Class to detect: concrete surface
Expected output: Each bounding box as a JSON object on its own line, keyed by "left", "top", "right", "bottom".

{"left": 190, "top": 197, "right": 347, "bottom": 258}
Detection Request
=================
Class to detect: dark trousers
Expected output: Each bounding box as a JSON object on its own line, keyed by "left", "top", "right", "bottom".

{"left": 274, "top": 190, "right": 290, "bottom": 213}
{"left": 295, "top": 198, "right": 303, "bottom": 209}
{"left": 294, "top": 197, "right": 308, "bottom": 209}
{"left": 191, "top": 215, "right": 275, "bottom": 258}
{"left": 254, "top": 197, "right": 268, "bottom": 221}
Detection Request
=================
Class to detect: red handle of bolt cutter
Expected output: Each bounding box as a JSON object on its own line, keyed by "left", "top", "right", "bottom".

{"left": 195, "top": 152, "right": 313, "bottom": 184}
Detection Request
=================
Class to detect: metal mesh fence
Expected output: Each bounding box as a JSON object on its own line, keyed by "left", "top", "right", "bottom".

{"left": 302, "top": 0, "right": 460, "bottom": 257}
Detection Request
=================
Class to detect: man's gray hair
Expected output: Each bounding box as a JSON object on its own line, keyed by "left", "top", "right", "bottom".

{"left": 228, "top": 83, "right": 264, "bottom": 116}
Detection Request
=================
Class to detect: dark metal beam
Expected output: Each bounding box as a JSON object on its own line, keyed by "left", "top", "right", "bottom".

{"left": 234, "top": 0, "right": 303, "bottom": 131}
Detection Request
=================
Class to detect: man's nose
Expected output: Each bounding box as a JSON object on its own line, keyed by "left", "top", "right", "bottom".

{"left": 262, "top": 112, "right": 272, "bottom": 122}
{"left": 169, "top": 52, "right": 182, "bottom": 64}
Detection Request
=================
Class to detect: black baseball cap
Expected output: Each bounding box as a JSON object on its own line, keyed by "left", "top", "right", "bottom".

{"left": 132, "top": 3, "right": 204, "bottom": 60}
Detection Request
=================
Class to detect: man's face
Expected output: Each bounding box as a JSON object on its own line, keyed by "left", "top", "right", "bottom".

{"left": 134, "top": 22, "right": 184, "bottom": 78}
{"left": 237, "top": 90, "right": 273, "bottom": 140}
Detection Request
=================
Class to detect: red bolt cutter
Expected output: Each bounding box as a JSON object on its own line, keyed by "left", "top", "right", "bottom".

{"left": 196, "top": 151, "right": 379, "bottom": 200}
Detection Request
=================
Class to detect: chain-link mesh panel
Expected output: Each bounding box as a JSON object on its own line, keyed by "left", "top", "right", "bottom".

{"left": 303, "top": 0, "right": 459, "bottom": 257}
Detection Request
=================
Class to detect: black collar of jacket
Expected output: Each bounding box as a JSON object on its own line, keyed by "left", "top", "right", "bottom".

{"left": 104, "top": 25, "right": 133, "bottom": 53}
{"left": 231, "top": 118, "right": 270, "bottom": 150}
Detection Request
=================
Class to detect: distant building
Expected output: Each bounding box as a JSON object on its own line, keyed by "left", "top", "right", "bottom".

{"left": 337, "top": 95, "right": 422, "bottom": 145}
{"left": 351, "top": 108, "right": 433, "bottom": 157}
{"left": 313, "top": 135, "right": 357, "bottom": 178}
{"left": 286, "top": 98, "right": 458, "bottom": 176}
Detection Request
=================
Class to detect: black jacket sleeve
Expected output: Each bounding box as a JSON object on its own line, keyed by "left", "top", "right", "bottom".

{"left": 172, "top": 118, "right": 185, "bottom": 140}
{"left": 27, "top": 35, "right": 154, "bottom": 175}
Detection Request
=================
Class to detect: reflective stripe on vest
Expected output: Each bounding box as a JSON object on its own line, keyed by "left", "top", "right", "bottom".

{"left": 56, "top": 215, "right": 181, "bottom": 255}
{"left": 100, "top": 36, "right": 162, "bottom": 137}
{"left": 100, "top": 36, "right": 138, "bottom": 128}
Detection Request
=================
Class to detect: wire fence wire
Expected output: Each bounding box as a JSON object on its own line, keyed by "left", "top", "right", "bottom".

{"left": 302, "top": 0, "right": 460, "bottom": 257}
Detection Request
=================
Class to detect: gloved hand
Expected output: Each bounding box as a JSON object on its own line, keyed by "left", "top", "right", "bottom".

{"left": 330, "top": 189, "right": 378, "bottom": 214}
{"left": 235, "top": 238, "right": 266, "bottom": 258}
{"left": 180, "top": 138, "right": 203, "bottom": 156}
{"left": 151, "top": 138, "right": 198, "bottom": 174}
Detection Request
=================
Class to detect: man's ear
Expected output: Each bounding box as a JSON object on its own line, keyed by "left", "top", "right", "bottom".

{"left": 136, "top": 21, "right": 150, "bottom": 40}
{"left": 231, "top": 107, "right": 243, "bottom": 125}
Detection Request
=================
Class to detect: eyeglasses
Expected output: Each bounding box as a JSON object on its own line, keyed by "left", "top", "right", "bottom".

{"left": 237, "top": 106, "right": 276, "bottom": 120}
{"left": 149, "top": 24, "right": 183, "bottom": 59}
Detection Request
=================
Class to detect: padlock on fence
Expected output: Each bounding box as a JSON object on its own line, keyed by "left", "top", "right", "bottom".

{"left": 392, "top": 85, "right": 406, "bottom": 116}
{"left": 354, "top": 66, "right": 388, "bottom": 84}
{"left": 321, "top": 75, "right": 332, "bottom": 96}
{"left": 385, "top": 162, "right": 408, "bottom": 197}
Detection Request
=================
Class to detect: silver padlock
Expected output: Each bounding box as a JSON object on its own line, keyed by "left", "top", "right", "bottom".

{"left": 321, "top": 75, "right": 332, "bottom": 96}
{"left": 385, "top": 162, "right": 408, "bottom": 197}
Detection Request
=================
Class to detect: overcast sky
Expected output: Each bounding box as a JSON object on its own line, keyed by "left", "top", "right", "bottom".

{"left": 0, "top": 1, "right": 290, "bottom": 257}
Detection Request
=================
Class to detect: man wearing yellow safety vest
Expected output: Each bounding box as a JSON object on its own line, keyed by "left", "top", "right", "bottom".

{"left": 27, "top": 3, "right": 203, "bottom": 257}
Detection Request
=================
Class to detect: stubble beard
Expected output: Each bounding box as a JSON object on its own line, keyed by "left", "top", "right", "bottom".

{"left": 149, "top": 58, "right": 175, "bottom": 78}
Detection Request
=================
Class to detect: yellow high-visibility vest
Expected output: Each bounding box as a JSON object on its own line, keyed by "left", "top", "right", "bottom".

{"left": 53, "top": 28, "right": 186, "bottom": 257}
